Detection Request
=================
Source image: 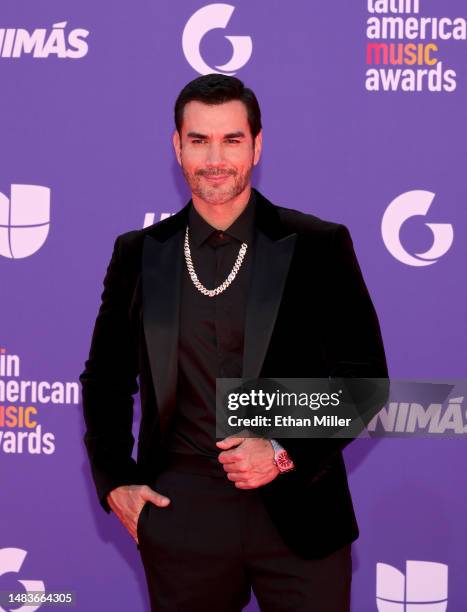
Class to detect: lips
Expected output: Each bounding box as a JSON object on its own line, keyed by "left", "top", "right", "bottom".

{"left": 204, "top": 174, "right": 230, "bottom": 183}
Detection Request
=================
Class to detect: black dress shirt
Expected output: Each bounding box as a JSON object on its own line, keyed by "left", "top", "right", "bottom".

{"left": 167, "top": 190, "right": 256, "bottom": 460}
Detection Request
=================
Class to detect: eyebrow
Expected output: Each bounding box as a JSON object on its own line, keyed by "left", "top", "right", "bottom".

{"left": 186, "top": 131, "right": 246, "bottom": 139}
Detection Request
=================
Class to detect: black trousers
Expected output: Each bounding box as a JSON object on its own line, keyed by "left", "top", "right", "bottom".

{"left": 137, "top": 453, "right": 352, "bottom": 612}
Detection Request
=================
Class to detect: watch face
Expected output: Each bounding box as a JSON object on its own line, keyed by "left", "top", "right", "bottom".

{"left": 276, "top": 450, "right": 294, "bottom": 472}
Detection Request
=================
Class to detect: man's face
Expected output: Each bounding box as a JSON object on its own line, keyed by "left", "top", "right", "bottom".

{"left": 173, "top": 100, "right": 262, "bottom": 206}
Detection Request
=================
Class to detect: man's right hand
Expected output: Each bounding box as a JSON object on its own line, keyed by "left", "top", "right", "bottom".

{"left": 107, "top": 484, "right": 171, "bottom": 544}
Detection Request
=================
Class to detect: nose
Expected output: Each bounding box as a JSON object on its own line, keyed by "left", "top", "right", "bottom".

{"left": 205, "top": 142, "right": 224, "bottom": 166}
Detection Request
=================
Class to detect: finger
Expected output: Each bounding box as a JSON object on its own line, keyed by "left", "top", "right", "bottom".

{"left": 222, "top": 461, "right": 241, "bottom": 472}
{"left": 131, "top": 506, "right": 144, "bottom": 543}
{"left": 122, "top": 515, "right": 137, "bottom": 543}
{"left": 234, "top": 480, "right": 252, "bottom": 489}
{"left": 113, "top": 503, "right": 142, "bottom": 544}
{"left": 223, "top": 461, "right": 248, "bottom": 473}
{"left": 218, "top": 450, "right": 244, "bottom": 464}
{"left": 216, "top": 436, "right": 245, "bottom": 449}
{"left": 226, "top": 472, "right": 251, "bottom": 482}
{"left": 144, "top": 488, "right": 171, "bottom": 507}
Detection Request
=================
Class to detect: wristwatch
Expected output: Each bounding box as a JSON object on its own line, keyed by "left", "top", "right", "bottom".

{"left": 270, "top": 439, "right": 295, "bottom": 473}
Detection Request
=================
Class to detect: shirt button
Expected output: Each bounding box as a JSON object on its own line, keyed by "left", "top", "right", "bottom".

{"left": 218, "top": 231, "right": 224, "bottom": 239}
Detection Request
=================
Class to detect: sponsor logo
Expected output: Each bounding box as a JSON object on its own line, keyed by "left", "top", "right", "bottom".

{"left": 376, "top": 560, "right": 448, "bottom": 611}
{"left": 182, "top": 4, "right": 252, "bottom": 75}
{"left": 0, "top": 22, "right": 89, "bottom": 59}
{"left": 381, "top": 190, "right": 453, "bottom": 266}
{"left": 0, "top": 548, "right": 45, "bottom": 612}
{"left": 0, "top": 185, "right": 51, "bottom": 259}
{"left": 368, "top": 395, "right": 467, "bottom": 435}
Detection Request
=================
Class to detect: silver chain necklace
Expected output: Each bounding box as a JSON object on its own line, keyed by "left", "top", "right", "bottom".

{"left": 184, "top": 226, "right": 248, "bottom": 297}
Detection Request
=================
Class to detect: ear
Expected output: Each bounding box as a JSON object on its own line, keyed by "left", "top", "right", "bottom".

{"left": 253, "top": 130, "right": 263, "bottom": 166}
{"left": 172, "top": 130, "right": 182, "bottom": 166}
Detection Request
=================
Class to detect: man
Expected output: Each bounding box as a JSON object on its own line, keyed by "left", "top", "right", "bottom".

{"left": 80, "top": 74, "right": 388, "bottom": 611}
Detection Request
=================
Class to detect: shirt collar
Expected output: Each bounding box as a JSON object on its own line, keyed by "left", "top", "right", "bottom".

{"left": 188, "top": 189, "right": 256, "bottom": 247}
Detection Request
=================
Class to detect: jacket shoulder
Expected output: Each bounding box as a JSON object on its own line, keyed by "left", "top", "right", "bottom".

{"left": 116, "top": 214, "right": 175, "bottom": 246}
{"left": 273, "top": 203, "right": 348, "bottom": 239}
{"left": 112, "top": 211, "right": 184, "bottom": 260}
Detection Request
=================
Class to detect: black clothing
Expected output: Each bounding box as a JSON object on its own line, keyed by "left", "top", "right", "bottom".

{"left": 168, "top": 191, "right": 256, "bottom": 459}
{"left": 80, "top": 187, "right": 388, "bottom": 560}
{"left": 137, "top": 455, "right": 352, "bottom": 612}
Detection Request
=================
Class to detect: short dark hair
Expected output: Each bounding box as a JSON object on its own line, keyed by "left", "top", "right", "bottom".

{"left": 174, "top": 74, "right": 262, "bottom": 138}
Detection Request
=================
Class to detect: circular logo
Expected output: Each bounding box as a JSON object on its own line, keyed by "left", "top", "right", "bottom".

{"left": 182, "top": 4, "right": 253, "bottom": 75}
{"left": 381, "top": 190, "right": 453, "bottom": 266}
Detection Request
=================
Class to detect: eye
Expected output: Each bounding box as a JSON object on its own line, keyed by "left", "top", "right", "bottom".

{"left": 225, "top": 139, "right": 240, "bottom": 144}
{"left": 191, "top": 139, "right": 207, "bottom": 144}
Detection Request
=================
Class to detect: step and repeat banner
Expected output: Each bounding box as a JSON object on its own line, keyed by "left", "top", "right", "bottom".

{"left": 1, "top": 1, "right": 466, "bottom": 610}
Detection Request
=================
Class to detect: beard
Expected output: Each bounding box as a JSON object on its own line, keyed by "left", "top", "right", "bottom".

{"left": 180, "top": 160, "right": 254, "bottom": 205}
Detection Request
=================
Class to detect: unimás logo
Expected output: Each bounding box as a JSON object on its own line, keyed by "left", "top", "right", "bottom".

{"left": 182, "top": 4, "right": 252, "bottom": 75}
{"left": 0, "top": 185, "right": 51, "bottom": 259}
{"left": 0, "top": 22, "right": 89, "bottom": 59}
{"left": 0, "top": 548, "right": 45, "bottom": 612}
{"left": 376, "top": 560, "right": 448, "bottom": 611}
{"left": 367, "top": 395, "right": 467, "bottom": 435}
{"left": 381, "top": 190, "right": 453, "bottom": 266}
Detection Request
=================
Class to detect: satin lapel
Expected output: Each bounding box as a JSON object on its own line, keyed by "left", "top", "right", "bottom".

{"left": 242, "top": 229, "right": 297, "bottom": 378}
{"left": 142, "top": 229, "right": 184, "bottom": 439}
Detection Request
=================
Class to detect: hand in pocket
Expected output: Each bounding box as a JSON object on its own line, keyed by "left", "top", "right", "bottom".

{"left": 107, "top": 484, "right": 171, "bottom": 543}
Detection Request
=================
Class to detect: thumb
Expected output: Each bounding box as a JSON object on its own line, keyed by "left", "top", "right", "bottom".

{"left": 216, "top": 436, "right": 245, "bottom": 449}
{"left": 145, "top": 488, "right": 171, "bottom": 507}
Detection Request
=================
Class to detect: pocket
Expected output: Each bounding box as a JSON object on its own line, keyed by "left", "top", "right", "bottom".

{"left": 136, "top": 501, "right": 150, "bottom": 542}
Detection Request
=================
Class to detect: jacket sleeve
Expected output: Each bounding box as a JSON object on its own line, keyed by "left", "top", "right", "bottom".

{"left": 275, "top": 224, "right": 389, "bottom": 481}
{"left": 79, "top": 235, "right": 145, "bottom": 513}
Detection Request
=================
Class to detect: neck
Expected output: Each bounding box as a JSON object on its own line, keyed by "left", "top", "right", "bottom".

{"left": 191, "top": 185, "right": 252, "bottom": 230}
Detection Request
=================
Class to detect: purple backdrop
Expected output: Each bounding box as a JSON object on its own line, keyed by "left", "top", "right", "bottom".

{"left": 1, "top": 1, "right": 466, "bottom": 610}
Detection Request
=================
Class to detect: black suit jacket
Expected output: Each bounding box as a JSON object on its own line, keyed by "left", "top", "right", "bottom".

{"left": 80, "top": 188, "right": 388, "bottom": 559}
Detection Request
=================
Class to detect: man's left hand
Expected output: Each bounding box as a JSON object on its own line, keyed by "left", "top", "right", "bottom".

{"left": 216, "top": 436, "right": 279, "bottom": 489}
